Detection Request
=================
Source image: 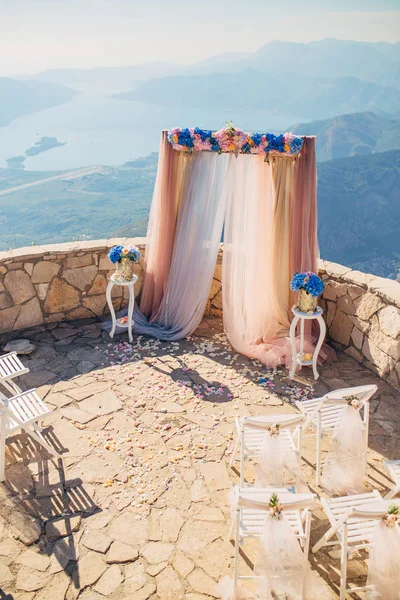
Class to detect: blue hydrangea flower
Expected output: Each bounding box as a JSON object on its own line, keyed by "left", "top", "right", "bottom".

{"left": 128, "top": 246, "right": 141, "bottom": 262}
{"left": 305, "top": 273, "right": 325, "bottom": 297}
{"left": 290, "top": 271, "right": 325, "bottom": 297}
{"left": 290, "top": 138, "right": 303, "bottom": 154}
{"left": 108, "top": 245, "right": 123, "bottom": 263}
{"left": 251, "top": 133, "right": 263, "bottom": 146}
{"left": 290, "top": 272, "right": 308, "bottom": 291}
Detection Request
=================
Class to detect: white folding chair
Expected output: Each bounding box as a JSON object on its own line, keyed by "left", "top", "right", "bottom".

{"left": 0, "top": 352, "right": 29, "bottom": 395}
{"left": 229, "top": 413, "right": 305, "bottom": 487}
{"left": 295, "top": 384, "right": 377, "bottom": 486}
{"left": 0, "top": 388, "right": 53, "bottom": 482}
{"left": 231, "top": 488, "right": 316, "bottom": 598}
{"left": 312, "top": 490, "right": 388, "bottom": 599}
{"left": 383, "top": 459, "right": 400, "bottom": 499}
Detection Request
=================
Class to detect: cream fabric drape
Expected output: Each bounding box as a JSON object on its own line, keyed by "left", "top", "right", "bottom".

{"left": 222, "top": 154, "right": 302, "bottom": 367}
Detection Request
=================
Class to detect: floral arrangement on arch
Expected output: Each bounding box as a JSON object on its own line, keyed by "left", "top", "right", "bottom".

{"left": 290, "top": 272, "right": 325, "bottom": 297}
{"left": 108, "top": 245, "right": 141, "bottom": 263}
{"left": 167, "top": 122, "right": 303, "bottom": 158}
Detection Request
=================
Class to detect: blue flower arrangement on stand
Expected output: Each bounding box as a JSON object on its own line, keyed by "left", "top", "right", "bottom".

{"left": 290, "top": 271, "right": 325, "bottom": 313}
{"left": 109, "top": 244, "right": 141, "bottom": 282}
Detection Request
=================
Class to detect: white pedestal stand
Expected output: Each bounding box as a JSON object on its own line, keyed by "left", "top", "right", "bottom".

{"left": 289, "top": 306, "right": 326, "bottom": 380}
{"left": 106, "top": 274, "right": 138, "bottom": 343}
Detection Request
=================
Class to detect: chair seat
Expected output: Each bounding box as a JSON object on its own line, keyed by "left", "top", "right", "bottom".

{"left": 0, "top": 352, "right": 28, "bottom": 381}
{"left": 4, "top": 389, "right": 51, "bottom": 433}
{"left": 296, "top": 397, "right": 346, "bottom": 431}
{"left": 324, "top": 491, "right": 382, "bottom": 549}
{"left": 242, "top": 427, "right": 297, "bottom": 456}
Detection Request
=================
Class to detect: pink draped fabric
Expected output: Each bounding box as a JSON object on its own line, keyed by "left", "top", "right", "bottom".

{"left": 140, "top": 131, "right": 188, "bottom": 320}
{"left": 290, "top": 137, "right": 318, "bottom": 277}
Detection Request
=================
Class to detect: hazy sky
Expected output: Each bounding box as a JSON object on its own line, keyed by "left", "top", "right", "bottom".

{"left": 1, "top": 0, "right": 399, "bottom": 76}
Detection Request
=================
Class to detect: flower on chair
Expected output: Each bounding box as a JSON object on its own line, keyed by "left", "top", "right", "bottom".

{"left": 268, "top": 423, "right": 280, "bottom": 437}
{"left": 344, "top": 395, "right": 361, "bottom": 409}
{"left": 269, "top": 493, "right": 283, "bottom": 519}
{"left": 384, "top": 505, "right": 399, "bottom": 528}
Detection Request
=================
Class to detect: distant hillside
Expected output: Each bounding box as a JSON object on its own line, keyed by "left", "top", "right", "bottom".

{"left": 0, "top": 154, "right": 157, "bottom": 250}
{"left": 318, "top": 149, "right": 400, "bottom": 278}
{"left": 1, "top": 150, "right": 399, "bottom": 279}
{"left": 290, "top": 112, "right": 400, "bottom": 161}
{"left": 116, "top": 71, "right": 400, "bottom": 121}
{"left": 0, "top": 78, "right": 78, "bottom": 126}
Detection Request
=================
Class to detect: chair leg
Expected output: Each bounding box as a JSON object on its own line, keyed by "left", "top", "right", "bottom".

{"left": 385, "top": 483, "right": 400, "bottom": 500}
{"left": 229, "top": 434, "right": 240, "bottom": 468}
{"left": 316, "top": 413, "right": 322, "bottom": 486}
{"left": 233, "top": 509, "right": 240, "bottom": 600}
{"left": 340, "top": 527, "right": 348, "bottom": 600}
{"left": 303, "top": 509, "right": 312, "bottom": 558}
{"left": 239, "top": 431, "right": 245, "bottom": 488}
{"left": 0, "top": 416, "right": 6, "bottom": 483}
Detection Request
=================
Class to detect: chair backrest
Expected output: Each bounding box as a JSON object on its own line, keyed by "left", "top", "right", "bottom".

{"left": 321, "top": 384, "right": 377, "bottom": 409}
{"left": 243, "top": 414, "right": 306, "bottom": 431}
{"left": 237, "top": 491, "right": 316, "bottom": 513}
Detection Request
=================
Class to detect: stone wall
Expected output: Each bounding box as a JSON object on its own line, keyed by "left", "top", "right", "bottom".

{"left": 0, "top": 239, "right": 223, "bottom": 334}
{"left": 1, "top": 241, "right": 399, "bottom": 390}
{"left": 319, "top": 259, "right": 400, "bottom": 391}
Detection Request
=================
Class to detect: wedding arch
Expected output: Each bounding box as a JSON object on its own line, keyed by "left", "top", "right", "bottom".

{"left": 133, "top": 125, "right": 321, "bottom": 367}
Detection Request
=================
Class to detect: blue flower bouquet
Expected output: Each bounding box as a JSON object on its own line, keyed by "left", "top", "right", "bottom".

{"left": 290, "top": 271, "right": 325, "bottom": 312}
{"left": 109, "top": 245, "right": 141, "bottom": 282}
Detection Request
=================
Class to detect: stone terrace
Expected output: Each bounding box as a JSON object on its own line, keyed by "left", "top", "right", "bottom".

{"left": 0, "top": 317, "right": 399, "bottom": 600}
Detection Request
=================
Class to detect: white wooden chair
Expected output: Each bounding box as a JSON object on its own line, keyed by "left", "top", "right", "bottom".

{"left": 295, "top": 384, "right": 377, "bottom": 486}
{"left": 312, "top": 490, "right": 387, "bottom": 600}
{"left": 383, "top": 459, "right": 400, "bottom": 499}
{"left": 0, "top": 388, "right": 53, "bottom": 482}
{"left": 231, "top": 488, "right": 316, "bottom": 598}
{"left": 0, "top": 351, "right": 29, "bottom": 395}
{"left": 229, "top": 413, "right": 305, "bottom": 487}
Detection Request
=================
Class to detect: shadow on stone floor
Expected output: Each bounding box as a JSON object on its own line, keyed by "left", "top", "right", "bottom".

{"left": 1, "top": 436, "right": 99, "bottom": 592}
{"left": 151, "top": 357, "right": 234, "bottom": 404}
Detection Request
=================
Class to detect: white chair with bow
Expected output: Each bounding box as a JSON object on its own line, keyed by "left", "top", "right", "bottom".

{"left": 227, "top": 488, "right": 316, "bottom": 599}
{"left": 295, "top": 384, "right": 377, "bottom": 487}
{"left": 312, "top": 491, "right": 400, "bottom": 600}
{"left": 229, "top": 413, "right": 306, "bottom": 488}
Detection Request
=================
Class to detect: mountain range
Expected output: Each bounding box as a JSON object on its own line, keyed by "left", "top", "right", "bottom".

{"left": 290, "top": 112, "right": 400, "bottom": 161}
{"left": 116, "top": 71, "right": 400, "bottom": 121}
{"left": 26, "top": 38, "right": 400, "bottom": 92}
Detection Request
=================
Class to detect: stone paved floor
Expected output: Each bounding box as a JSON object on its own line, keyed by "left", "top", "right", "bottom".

{"left": 0, "top": 317, "right": 399, "bottom": 600}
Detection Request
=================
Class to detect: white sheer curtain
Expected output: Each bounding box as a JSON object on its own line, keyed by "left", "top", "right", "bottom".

{"left": 255, "top": 431, "right": 308, "bottom": 492}
{"left": 134, "top": 151, "right": 232, "bottom": 339}
{"left": 222, "top": 154, "right": 278, "bottom": 355}
{"left": 321, "top": 404, "right": 366, "bottom": 495}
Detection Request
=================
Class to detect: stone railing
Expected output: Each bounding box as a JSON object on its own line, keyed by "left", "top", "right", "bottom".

{"left": 319, "top": 259, "right": 400, "bottom": 391}
{"left": 1, "top": 241, "right": 399, "bottom": 390}
{"left": 0, "top": 239, "right": 222, "bottom": 333}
